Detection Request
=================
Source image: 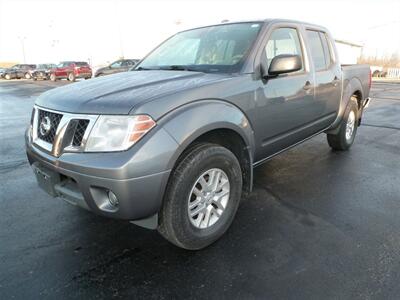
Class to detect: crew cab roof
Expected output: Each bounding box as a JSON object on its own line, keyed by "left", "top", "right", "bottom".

{"left": 178, "top": 18, "right": 329, "bottom": 33}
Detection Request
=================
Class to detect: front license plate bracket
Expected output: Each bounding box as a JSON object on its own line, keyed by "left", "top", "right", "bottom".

{"left": 32, "top": 163, "right": 61, "bottom": 197}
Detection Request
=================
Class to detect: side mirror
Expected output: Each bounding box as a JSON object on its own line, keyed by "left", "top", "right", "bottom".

{"left": 267, "top": 54, "right": 302, "bottom": 77}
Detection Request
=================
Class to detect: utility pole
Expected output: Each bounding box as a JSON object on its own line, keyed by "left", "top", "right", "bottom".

{"left": 18, "top": 36, "right": 27, "bottom": 63}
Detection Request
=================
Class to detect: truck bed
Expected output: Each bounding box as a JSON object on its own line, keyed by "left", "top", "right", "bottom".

{"left": 341, "top": 64, "right": 371, "bottom": 99}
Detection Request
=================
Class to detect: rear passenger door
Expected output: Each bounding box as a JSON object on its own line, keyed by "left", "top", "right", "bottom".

{"left": 305, "top": 30, "right": 341, "bottom": 118}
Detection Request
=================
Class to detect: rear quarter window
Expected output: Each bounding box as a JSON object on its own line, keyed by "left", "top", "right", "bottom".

{"left": 319, "top": 33, "right": 333, "bottom": 67}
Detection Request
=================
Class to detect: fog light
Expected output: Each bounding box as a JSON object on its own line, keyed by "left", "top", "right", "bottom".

{"left": 108, "top": 191, "right": 119, "bottom": 207}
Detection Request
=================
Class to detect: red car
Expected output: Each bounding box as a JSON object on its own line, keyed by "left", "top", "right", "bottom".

{"left": 50, "top": 61, "right": 92, "bottom": 82}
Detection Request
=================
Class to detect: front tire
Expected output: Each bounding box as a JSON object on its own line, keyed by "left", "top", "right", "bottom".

{"left": 68, "top": 72, "right": 76, "bottom": 82}
{"left": 327, "top": 96, "right": 358, "bottom": 151}
{"left": 50, "top": 73, "right": 56, "bottom": 81}
{"left": 158, "top": 143, "right": 243, "bottom": 250}
{"left": 4, "top": 74, "right": 11, "bottom": 80}
{"left": 24, "top": 72, "right": 31, "bottom": 79}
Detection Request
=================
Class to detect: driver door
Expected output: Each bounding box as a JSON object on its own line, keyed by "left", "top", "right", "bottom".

{"left": 108, "top": 60, "right": 122, "bottom": 74}
{"left": 56, "top": 62, "right": 67, "bottom": 77}
{"left": 254, "top": 26, "right": 320, "bottom": 161}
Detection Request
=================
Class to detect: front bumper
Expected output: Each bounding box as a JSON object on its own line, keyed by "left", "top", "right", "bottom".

{"left": 32, "top": 71, "right": 49, "bottom": 79}
{"left": 25, "top": 126, "right": 177, "bottom": 221}
{"left": 75, "top": 72, "right": 92, "bottom": 78}
{"left": 1, "top": 72, "right": 16, "bottom": 79}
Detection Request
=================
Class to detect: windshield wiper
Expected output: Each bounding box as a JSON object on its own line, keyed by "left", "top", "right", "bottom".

{"left": 135, "top": 67, "right": 156, "bottom": 71}
{"left": 160, "top": 65, "right": 198, "bottom": 72}
{"left": 135, "top": 65, "right": 200, "bottom": 72}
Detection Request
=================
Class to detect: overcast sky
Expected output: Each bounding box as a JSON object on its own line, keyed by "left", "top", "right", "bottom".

{"left": 0, "top": 0, "right": 399, "bottom": 66}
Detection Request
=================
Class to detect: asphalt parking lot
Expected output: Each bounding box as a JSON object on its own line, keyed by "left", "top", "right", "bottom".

{"left": 1, "top": 79, "right": 400, "bottom": 299}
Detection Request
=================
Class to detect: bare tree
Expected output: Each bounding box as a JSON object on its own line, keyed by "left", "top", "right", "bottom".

{"left": 358, "top": 52, "right": 400, "bottom": 68}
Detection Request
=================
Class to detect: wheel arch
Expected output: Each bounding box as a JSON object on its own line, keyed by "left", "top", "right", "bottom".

{"left": 327, "top": 77, "right": 364, "bottom": 133}
{"left": 160, "top": 100, "right": 255, "bottom": 197}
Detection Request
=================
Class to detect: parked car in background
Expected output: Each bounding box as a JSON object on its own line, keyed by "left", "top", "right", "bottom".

{"left": 26, "top": 19, "right": 371, "bottom": 250}
{"left": 94, "top": 59, "right": 139, "bottom": 77}
{"left": 1, "top": 64, "right": 36, "bottom": 80}
{"left": 50, "top": 61, "right": 92, "bottom": 82}
{"left": 0, "top": 68, "right": 6, "bottom": 78}
{"left": 31, "top": 64, "right": 57, "bottom": 80}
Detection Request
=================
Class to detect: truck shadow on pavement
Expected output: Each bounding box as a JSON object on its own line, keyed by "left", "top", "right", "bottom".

{"left": 49, "top": 151, "right": 368, "bottom": 299}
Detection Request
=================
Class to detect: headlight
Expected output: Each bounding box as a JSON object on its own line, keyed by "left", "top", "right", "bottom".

{"left": 85, "top": 115, "right": 156, "bottom": 152}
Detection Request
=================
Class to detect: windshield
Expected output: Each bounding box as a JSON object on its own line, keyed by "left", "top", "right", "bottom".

{"left": 58, "top": 62, "right": 69, "bottom": 67}
{"left": 136, "top": 22, "right": 262, "bottom": 73}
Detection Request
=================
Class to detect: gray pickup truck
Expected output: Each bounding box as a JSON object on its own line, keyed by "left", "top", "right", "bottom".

{"left": 26, "top": 19, "right": 371, "bottom": 249}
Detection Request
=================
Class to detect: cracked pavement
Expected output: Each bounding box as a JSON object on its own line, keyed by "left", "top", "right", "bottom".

{"left": 1, "top": 80, "right": 400, "bottom": 299}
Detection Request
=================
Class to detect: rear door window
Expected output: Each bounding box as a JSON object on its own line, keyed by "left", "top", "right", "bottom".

{"left": 306, "top": 30, "right": 327, "bottom": 71}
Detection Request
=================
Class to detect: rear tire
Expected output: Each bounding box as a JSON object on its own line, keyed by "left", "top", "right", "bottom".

{"left": 158, "top": 143, "right": 243, "bottom": 250}
{"left": 50, "top": 73, "right": 56, "bottom": 81}
{"left": 327, "top": 96, "right": 358, "bottom": 151}
{"left": 24, "top": 72, "right": 31, "bottom": 79}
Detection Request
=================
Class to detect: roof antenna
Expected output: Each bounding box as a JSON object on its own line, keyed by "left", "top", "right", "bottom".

{"left": 221, "top": 19, "right": 229, "bottom": 23}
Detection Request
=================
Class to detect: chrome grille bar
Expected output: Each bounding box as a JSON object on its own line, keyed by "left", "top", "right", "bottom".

{"left": 33, "top": 105, "right": 99, "bottom": 157}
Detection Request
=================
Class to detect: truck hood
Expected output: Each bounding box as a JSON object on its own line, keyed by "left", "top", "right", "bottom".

{"left": 36, "top": 71, "right": 231, "bottom": 115}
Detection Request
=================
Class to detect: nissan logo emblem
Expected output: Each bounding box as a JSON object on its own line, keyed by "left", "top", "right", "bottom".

{"left": 39, "top": 116, "right": 52, "bottom": 136}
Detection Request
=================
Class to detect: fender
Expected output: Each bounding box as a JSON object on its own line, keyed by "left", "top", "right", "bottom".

{"left": 327, "top": 77, "right": 364, "bottom": 134}
{"left": 159, "top": 99, "right": 255, "bottom": 189}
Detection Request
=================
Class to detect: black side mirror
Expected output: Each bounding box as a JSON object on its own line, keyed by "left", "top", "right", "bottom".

{"left": 266, "top": 54, "right": 302, "bottom": 78}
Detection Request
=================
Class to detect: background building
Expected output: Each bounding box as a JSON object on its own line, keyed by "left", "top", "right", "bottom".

{"left": 335, "top": 40, "right": 363, "bottom": 65}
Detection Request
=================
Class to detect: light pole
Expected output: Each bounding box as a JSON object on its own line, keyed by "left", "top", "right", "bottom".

{"left": 18, "top": 36, "right": 27, "bottom": 63}
{"left": 114, "top": 0, "right": 124, "bottom": 59}
{"left": 51, "top": 39, "right": 59, "bottom": 62}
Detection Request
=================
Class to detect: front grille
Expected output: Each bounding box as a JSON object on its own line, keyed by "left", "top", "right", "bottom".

{"left": 37, "top": 110, "right": 63, "bottom": 144}
{"left": 72, "top": 119, "right": 90, "bottom": 146}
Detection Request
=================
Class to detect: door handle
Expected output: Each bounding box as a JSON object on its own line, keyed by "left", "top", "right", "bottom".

{"left": 303, "top": 81, "right": 312, "bottom": 90}
{"left": 332, "top": 76, "right": 340, "bottom": 87}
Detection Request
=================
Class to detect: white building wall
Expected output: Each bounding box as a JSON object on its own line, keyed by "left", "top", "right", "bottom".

{"left": 335, "top": 41, "right": 362, "bottom": 65}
